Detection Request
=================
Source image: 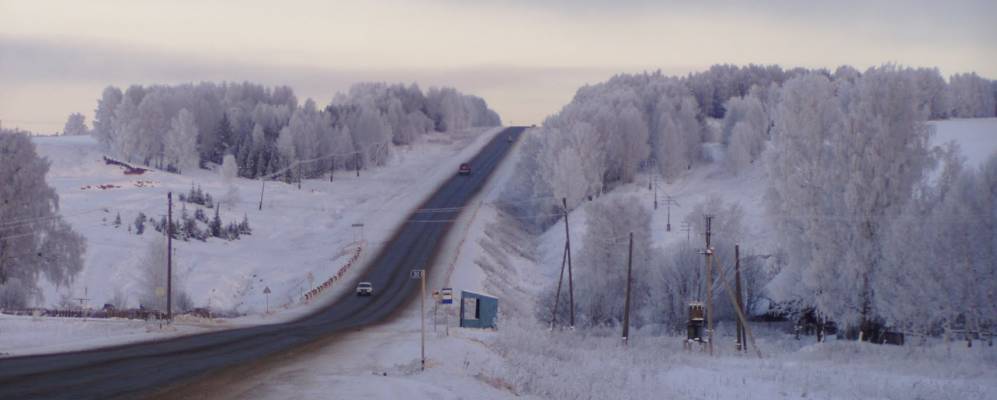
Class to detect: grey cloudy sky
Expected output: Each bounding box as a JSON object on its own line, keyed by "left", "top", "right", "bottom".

{"left": 1, "top": 0, "right": 995, "bottom": 133}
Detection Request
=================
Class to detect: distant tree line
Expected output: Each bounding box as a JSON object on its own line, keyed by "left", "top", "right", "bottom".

{"left": 87, "top": 81, "right": 501, "bottom": 180}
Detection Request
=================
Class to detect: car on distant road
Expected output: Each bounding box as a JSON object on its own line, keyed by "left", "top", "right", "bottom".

{"left": 356, "top": 281, "right": 373, "bottom": 296}
{"left": 507, "top": 134, "right": 514, "bottom": 143}
{"left": 458, "top": 163, "right": 471, "bottom": 175}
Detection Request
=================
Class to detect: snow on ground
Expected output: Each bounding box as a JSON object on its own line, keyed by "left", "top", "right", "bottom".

{"left": 0, "top": 127, "right": 502, "bottom": 357}
{"left": 244, "top": 118, "right": 995, "bottom": 400}
{"left": 207, "top": 128, "right": 533, "bottom": 400}
{"left": 4, "top": 119, "right": 994, "bottom": 394}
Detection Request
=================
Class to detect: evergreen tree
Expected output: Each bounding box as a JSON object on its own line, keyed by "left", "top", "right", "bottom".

{"left": 212, "top": 114, "right": 233, "bottom": 165}
{"left": 113, "top": 212, "right": 122, "bottom": 228}
{"left": 210, "top": 207, "right": 222, "bottom": 238}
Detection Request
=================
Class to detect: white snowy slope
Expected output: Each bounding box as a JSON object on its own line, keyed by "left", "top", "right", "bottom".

{"left": 0, "top": 127, "right": 502, "bottom": 357}
{"left": 211, "top": 118, "right": 997, "bottom": 399}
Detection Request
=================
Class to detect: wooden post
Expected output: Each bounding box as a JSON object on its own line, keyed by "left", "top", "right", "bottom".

{"left": 258, "top": 178, "right": 265, "bottom": 210}
{"left": 563, "top": 198, "right": 575, "bottom": 328}
{"left": 421, "top": 270, "right": 426, "bottom": 371}
{"left": 166, "top": 192, "right": 173, "bottom": 321}
{"left": 735, "top": 244, "right": 745, "bottom": 352}
{"left": 705, "top": 215, "right": 713, "bottom": 355}
{"left": 551, "top": 244, "right": 568, "bottom": 329}
{"left": 622, "top": 232, "right": 634, "bottom": 345}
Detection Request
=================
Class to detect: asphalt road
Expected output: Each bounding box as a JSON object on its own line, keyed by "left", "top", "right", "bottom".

{"left": 0, "top": 126, "right": 526, "bottom": 400}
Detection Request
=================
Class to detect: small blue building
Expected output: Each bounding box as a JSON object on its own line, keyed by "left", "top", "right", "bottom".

{"left": 459, "top": 290, "right": 498, "bottom": 329}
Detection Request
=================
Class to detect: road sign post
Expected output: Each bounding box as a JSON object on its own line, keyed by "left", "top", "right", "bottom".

{"left": 411, "top": 269, "right": 426, "bottom": 371}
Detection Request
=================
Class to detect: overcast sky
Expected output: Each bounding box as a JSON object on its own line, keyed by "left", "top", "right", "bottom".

{"left": 2, "top": 0, "right": 995, "bottom": 133}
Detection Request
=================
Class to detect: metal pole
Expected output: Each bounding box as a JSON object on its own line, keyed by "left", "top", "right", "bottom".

{"left": 622, "top": 232, "right": 634, "bottom": 345}
{"left": 421, "top": 270, "right": 426, "bottom": 371}
{"left": 563, "top": 198, "right": 575, "bottom": 328}
{"left": 167, "top": 192, "right": 173, "bottom": 321}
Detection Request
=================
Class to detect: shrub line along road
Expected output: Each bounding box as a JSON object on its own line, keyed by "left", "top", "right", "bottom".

{"left": 0, "top": 127, "right": 526, "bottom": 400}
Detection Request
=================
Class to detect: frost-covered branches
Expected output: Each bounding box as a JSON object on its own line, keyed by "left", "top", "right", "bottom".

{"left": 948, "top": 72, "right": 996, "bottom": 118}
{"left": 0, "top": 131, "right": 86, "bottom": 308}
{"left": 766, "top": 66, "right": 934, "bottom": 326}
{"left": 62, "top": 113, "right": 88, "bottom": 136}
{"left": 88, "top": 81, "right": 500, "bottom": 179}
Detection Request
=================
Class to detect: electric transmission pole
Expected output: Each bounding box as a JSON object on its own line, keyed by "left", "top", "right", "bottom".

{"left": 735, "top": 244, "right": 746, "bottom": 352}
{"left": 563, "top": 198, "right": 575, "bottom": 328}
{"left": 704, "top": 215, "right": 714, "bottom": 355}
{"left": 166, "top": 192, "right": 173, "bottom": 321}
{"left": 664, "top": 196, "right": 680, "bottom": 232}
{"left": 622, "top": 232, "right": 634, "bottom": 345}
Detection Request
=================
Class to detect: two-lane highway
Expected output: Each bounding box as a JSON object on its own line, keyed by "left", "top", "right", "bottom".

{"left": 0, "top": 126, "right": 526, "bottom": 400}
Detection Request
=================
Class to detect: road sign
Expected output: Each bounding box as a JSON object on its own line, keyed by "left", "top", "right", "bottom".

{"left": 441, "top": 287, "right": 453, "bottom": 304}
{"left": 410, "top": 269, "right": 424, "bottom": 279}
{"left": 155, "top": 287, "right": 165, "bottom": 298}
{"left": 263, "top": 286, "right": 271, "bottom": 294}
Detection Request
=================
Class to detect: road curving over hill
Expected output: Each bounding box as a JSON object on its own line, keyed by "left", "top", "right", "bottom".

{"left": 0, "top": 127, "right": 527, "bottom": 400}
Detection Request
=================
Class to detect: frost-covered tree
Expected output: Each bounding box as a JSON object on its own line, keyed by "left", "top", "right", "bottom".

{"left": 136, "top": 238, "right": 191, "bottom": 312}
{"left": 62, "top": 113, "right": 88, "bottom": 136}
{"left": 92, "top": 86, "right": 123, "bottom": 148}
{"left": 347, "top": 106, "right": 392, "bottom": 168}
{"left": 878, "top": 151, "right": 997, "bottom": 336}
{"left": 948, "top": 72, "right": 995, "bottom": 118}
{"left": 571, "top": 196, "right": 653, "bottom": 327}
{"left": 767, "top": 67, "right": 933, "bottom": 328}
{"left": 722, "top": 93, "right": 768, "bottom": 174}
{"left": 221, "top": 154, "right": 240, "bottom": 208}
{"left": 165, "top": 108, "right": 200, "bottom": 173}
{"left": 0, "top": 131, "right": 86, "bottom": 307}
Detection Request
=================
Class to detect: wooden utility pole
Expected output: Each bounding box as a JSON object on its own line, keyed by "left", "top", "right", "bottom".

{"left": 704, "top": 215, "right": 714, "bottom": 355}
{"left": 330, "top": 156, "right": 334, "bottom": 182}
{"left": 166, "top": 192, "right": 173, "bottom": 321}
{"left": 258, "top": 178, "right": 265, "bottom": 210}
{"left": 551, "top": 244, "right": 568, "bottom": 328}
{"left": 355, "top": 152, "right": 361, "bottom": 177}
{"left": 563, "top": 198, "right": 575, "bottom": 328}
{"left": 297, "top": 163, "right": 302, "bottom": 190}
{"left": 664, "top": 196, "right": 680, "bottom": 232}
{"left": 622, "top": 232, "right": 634, "bottom": 345}
{"left": 420, "top": 269, "right": 426, "bottom": 371}
{"left": 735, "top": 244, "right": 746, "bottom": 352}
{"left": 654, "top": 175, "right": 656, "bottom": 211}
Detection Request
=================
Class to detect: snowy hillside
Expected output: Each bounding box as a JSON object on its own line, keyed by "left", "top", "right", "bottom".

{"left": 241, "top": 118, "right": 997, "bottom": 399}
{"left": 29, "top": 128, "right": 503, "bottom": 313}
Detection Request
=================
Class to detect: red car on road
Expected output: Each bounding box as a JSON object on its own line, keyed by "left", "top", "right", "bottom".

{"left": 458, "top": 163, "right": 471, "bottom": 175}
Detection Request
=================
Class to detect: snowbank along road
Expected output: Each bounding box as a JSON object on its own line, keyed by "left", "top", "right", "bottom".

{"left": 0, "top": 127, "right": 527, "bottom": 400}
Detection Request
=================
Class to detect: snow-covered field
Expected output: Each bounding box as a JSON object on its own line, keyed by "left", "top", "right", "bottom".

{"left": 0, "top": 127, "right": 502, "bottom": 356}
{"left": 2, "top": 119, "right": 994, "bottom": 398}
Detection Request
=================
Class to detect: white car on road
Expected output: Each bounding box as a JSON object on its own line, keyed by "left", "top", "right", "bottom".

{"left": 356, "top": 281, "right": 373, "bottom": 296}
